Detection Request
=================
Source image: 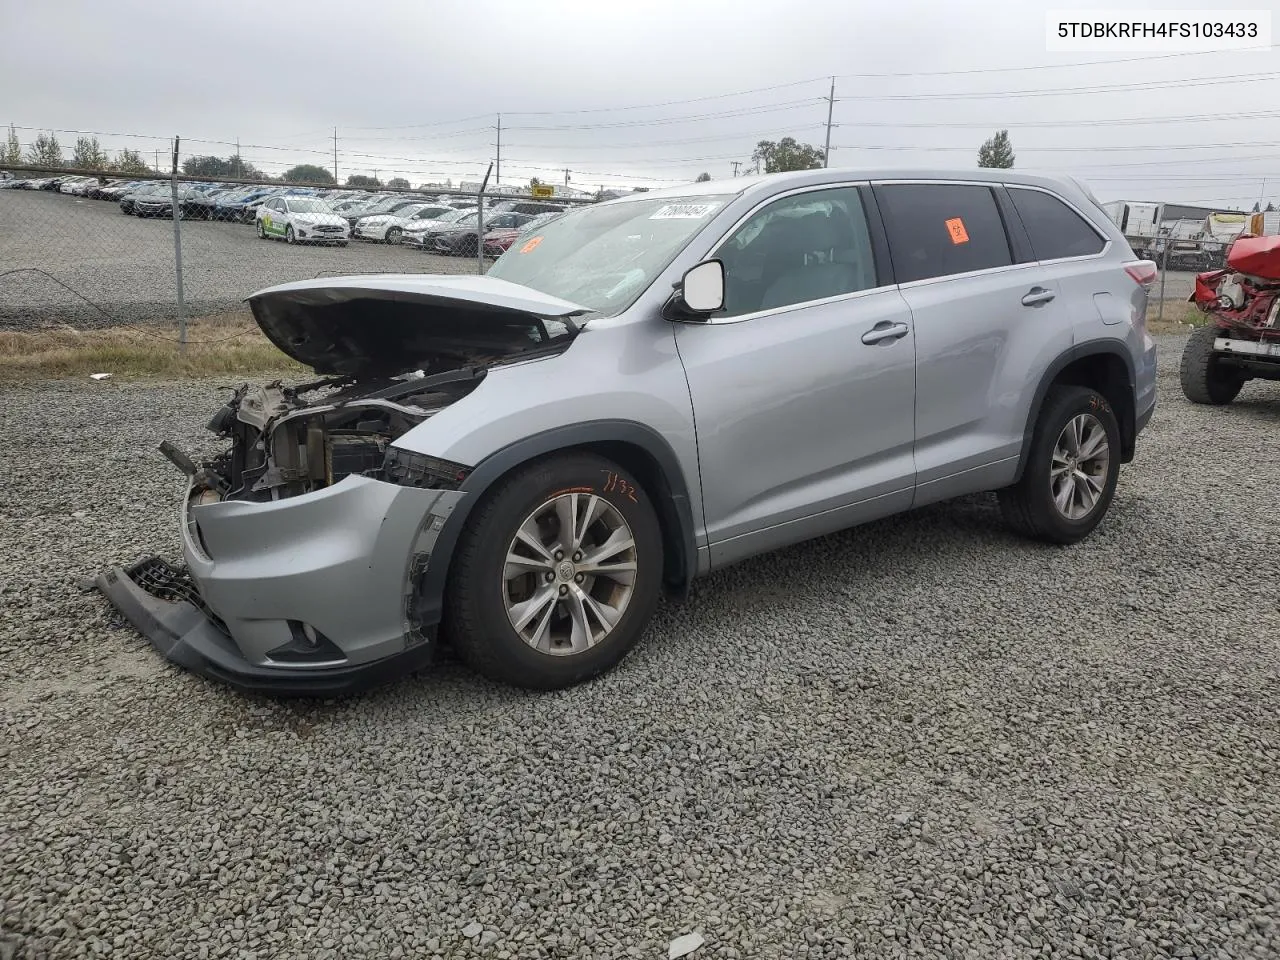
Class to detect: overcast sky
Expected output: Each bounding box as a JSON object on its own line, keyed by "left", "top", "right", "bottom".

{"left": 3, "top": 0, "right": 1277, "bottom": 206}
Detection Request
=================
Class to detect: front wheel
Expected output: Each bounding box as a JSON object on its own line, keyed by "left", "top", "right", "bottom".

{"left": 255, "top": 220, "right": 266, "bottom": 239}
{"left": 385, "top": 227, "right": 402, "bottom": 244}
{"left": 998, "top": 385, "right": 1122, "bottom": 545}
{"left": 443, "top": 453, "right": 663, "bottom": 690}
{"left": 1180, "top": 323, "right": 1246, "bottom": 405}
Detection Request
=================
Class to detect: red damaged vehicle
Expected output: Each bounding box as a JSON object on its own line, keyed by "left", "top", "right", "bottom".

{"left": 1182, "top": 234, "right": 1280, "bottom": 404}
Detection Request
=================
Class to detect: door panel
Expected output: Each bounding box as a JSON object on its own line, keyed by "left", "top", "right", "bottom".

{"left": 676, "top": 288, "right": 916, "bottom": 568}
{"left": 902, "top": 263, "right": 1071, "bottom": 500}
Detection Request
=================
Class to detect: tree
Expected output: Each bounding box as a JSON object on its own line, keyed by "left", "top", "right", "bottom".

{"left": 283, "top": 164, "right": 336, "bottom": 184}
{"left": 529, "top": 177, "right": 542, "bottom": 189}
{"left": 695, "top": 171, "right": 712, "bottom": 182}
{"left": 977, "top": 129, "right": 1015, "bottom": 168}
{"left": 3, "top": 125, "right": 21, "bottom": 166}
{"left": 1268, "top": 202, "right": 1277, "bottom": 213}
{"left": 109, "top": 148, "right": 151, "bottom": 174}
{"left": 72, "top": 136, "right": 108, "bottom": 169}
{"left": 387, "top": 177, "right": 410, "bottom": 190}
{"left": 345, "top": 174, "right": 381, "bottom": 188}
{"left": 1253, "top": 201, "right": 1262, "bottom": 213}
{"left": 750, "top": 137, "right": 825, "bottom": 174}
{"left": 25, "top": 132, "right": 63, "bottom": 167}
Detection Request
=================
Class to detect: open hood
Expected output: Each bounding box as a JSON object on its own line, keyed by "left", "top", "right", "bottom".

{"left": 246, "top": 274, "right": 594, "bottom": 377}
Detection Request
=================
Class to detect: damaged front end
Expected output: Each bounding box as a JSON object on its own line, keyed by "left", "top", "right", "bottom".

{"left": 1190, "top": 236, "right": 1280, "bottom": 340}
{"left": 96, "top": 274, "right": 592, "bottom": 694}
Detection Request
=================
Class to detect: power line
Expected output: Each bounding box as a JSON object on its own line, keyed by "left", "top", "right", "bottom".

{"left": 832, "top": 70, "right": 1280, "bottom": 102}
{"left": 504, "top": 98, "right": 827, "bottom": 131}
{"left": 844, "top": 109, "right": 1280, "bottom": 128}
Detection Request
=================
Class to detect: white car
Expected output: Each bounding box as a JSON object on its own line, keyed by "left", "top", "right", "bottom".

{"left": 352, "top": 202, "right": 457, "bottom": 243}
{"left": 59, "top": 176, "right": 97, "bottom": 195}
{"left": 255, "top": 196, "right": 349, "bottom": 246}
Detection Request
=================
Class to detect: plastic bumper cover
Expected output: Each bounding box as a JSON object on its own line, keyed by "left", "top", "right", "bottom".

{"left": 97, "top": 476, "right": 465, "bottom": 694}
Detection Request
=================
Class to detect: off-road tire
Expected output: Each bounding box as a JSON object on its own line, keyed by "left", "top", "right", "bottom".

{"left": 443, "top": 453, "right": 663, "bottom": 690}
{"left": 998, "top": 385, "right": 1122, "bottom": 545}
{"left": 1180, "top": 322, "right": 1246, "bottom": 405}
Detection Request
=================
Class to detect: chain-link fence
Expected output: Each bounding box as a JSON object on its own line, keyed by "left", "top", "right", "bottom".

{"left": 0, "top": 155, "right": 593, "bottom": 339}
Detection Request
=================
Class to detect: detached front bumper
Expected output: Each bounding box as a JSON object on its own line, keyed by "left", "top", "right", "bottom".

{"left": 97, "top": 475, "right": 465, "bottom": 695}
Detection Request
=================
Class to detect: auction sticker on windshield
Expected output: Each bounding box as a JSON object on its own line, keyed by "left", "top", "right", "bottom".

{"left": 650, "top": 202, "right": 722, "bottom": 220}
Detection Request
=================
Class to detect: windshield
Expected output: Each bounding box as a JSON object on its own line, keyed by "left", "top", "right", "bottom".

{"left": 486, "top": 195, "right": 724, "bottom": 314}
{"left": 288, "top": 198, "right": 331, "bottom": 214}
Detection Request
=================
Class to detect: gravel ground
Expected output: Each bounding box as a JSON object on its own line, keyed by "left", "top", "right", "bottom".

{"left": 0, "top": 189, "right": 1203, "bottom": 330}
{"left": 0, "top": 190, "right": 479, "bottom": 328}
{"left": 2, "top": 333, "right": 1279, "bottom": 959}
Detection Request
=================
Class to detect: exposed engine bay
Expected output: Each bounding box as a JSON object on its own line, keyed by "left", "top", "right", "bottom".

{"left": 155, "top": 275, "right": 592, "bottom": 501}
{"left": 1190, "top": 235, "right": 1280, "bottom": 340}
{"left": 171, "top": 369, "right": 483, "bottom": 502}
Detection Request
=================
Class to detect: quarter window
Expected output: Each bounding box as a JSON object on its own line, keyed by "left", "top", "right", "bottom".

{"left": 714, "top": 187, "right": 878, "bottom": 318}
{"left": 1008, "top": 187, "right": 1106, "bottom": 261}
{"left": 876, "top": 183, "right": 1013, "bottom": 283}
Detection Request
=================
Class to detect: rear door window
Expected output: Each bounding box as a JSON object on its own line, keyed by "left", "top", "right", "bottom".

{"left": 875, "top": 183, "right": 1013, "bottom": 283}
{"left": 1008, "top": 187, "right": 1107, "bottom": 261}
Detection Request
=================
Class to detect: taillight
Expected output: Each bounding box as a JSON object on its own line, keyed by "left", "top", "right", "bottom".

{"left": 1124, "top": 260, "right": 1158, "bottom": 287}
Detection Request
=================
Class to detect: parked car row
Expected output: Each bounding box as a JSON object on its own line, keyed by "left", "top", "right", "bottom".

{"left": 2, "top": 171, "right": 568, "bottom": 254}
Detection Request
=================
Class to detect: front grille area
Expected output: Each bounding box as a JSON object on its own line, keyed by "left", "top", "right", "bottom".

{"left": 127, "top": 555, "right": 228, "bottom": 633}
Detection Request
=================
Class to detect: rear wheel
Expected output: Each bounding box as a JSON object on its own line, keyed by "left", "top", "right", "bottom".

{"left": 998, "top": 385, "right": 1121, "bottom": 545}
{"left": 285, "top": 224, "right": 296, "bottom": 245}
{"left": 1180, "top": 323, "right": 1246, "bottom": 405}
{"left": 443, "top": 453, "right": 663, "bottom": 690}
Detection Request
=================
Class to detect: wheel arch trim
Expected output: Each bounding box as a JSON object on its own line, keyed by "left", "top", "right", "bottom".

{"left": 1013, "top": 340, "right": 1137, "bottom": 483}
{"left": 413, "top": 420, "right": 698, "bottom": 631}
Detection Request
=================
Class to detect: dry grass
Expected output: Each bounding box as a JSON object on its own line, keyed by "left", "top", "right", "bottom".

{"left": 1148, "top": 298, "right": 1207, "bottom": 335}
{"left": 0, "top": 310, "right": 306, "bottom": 382}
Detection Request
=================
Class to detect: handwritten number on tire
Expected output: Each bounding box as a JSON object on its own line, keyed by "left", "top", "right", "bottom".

{"left": 601, "top": 471, "right": 638, "bottom": 503}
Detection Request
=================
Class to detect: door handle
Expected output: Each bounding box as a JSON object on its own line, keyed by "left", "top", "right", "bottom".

{"left": 861, "top": 321, "right": 910, "bottom": 345}
{"left": 1021, "top": 287, "right": 1056, "bottom": 307}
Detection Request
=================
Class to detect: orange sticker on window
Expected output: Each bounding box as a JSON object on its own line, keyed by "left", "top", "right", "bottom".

{"left": 945, "top": 218, "right": 969, "bottom": 244}
{"left": 519, "top": 235, "right": 544, "bottom": 254}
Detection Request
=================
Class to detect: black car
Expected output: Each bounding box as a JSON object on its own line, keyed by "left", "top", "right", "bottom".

{"left": 430, "top": 211, "right": 534, "bottom": 255}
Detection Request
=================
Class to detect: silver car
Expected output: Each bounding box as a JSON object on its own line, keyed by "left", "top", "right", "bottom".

{"left": 98, "top": 168, "right": 1158, "bottom": 694}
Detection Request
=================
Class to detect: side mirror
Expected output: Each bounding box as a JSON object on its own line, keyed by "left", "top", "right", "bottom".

{"left": 667, "top": 259, "right": 725, "bottom": 321}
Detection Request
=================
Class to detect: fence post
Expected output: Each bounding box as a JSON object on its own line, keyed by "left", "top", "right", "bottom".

{"left": 170, "top": 135, "right": 188, "bottom": 351}
{"left": 476, "top": 162, "right": 493, "bottom": 275}
{"left": 1156, "top": 217, "right": 1183, "bottom": 328}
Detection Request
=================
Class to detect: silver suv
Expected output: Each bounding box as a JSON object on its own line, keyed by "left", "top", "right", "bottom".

{"left": 99, "top": 168, "right": 1159, "bottom": 694}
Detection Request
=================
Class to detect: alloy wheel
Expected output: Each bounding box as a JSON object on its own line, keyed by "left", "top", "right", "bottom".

{"left": 1050, "top": 413, "right": 1111, "bottom": 521}
{"left": 501, "top": 493, "right": 639, "bottom": 656}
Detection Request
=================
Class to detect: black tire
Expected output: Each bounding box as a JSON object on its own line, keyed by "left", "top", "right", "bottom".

{"left": 443, "top": 452, "right": 663, "bottom": 690}
{"left": 1180, "top": 323, "right": 1245, "bottom": 405}
{"left": 285, "top": 225, "right": 296, "bottom": 245}
{"left": 255, "top": 220, "right": 266, "bottom": 239}
{"left": 998, "top": 385, "right": 1122, "bottom": 545}
{"left": 385, "top": 227, "right": 402, "bottom": 244}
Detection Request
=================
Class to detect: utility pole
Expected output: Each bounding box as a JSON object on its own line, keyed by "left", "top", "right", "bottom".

{"left": 495, "top": 113, "right": 501, "bottom": 188}
{"left": 731, "top": 160, "right": 741, "bottom": 177}
{"left": 823, "top": 76, "right": 835, "bottom": 168}
{"left": 333, "top": 127, "right": 339, "bottom": 185}
{"left": 564, "top": 167, "right": 570, "bottom": 188}
{"left": 235, "top": 138, "right": 240, "bottom": 179}
{"left": 154, "top": 148, "right": 160, "bottom": 172}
